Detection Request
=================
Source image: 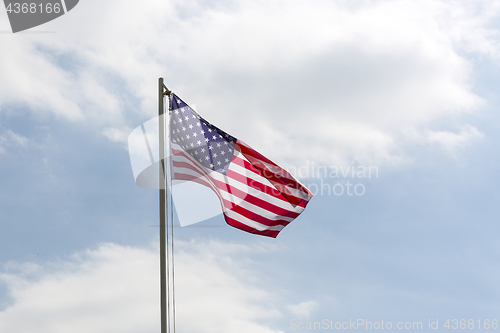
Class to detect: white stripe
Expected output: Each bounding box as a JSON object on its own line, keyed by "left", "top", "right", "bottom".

{"left": 171, "top": 147, "right": 211, "bottom": 175}
{"left": 174, "top": 149, "right": 304, "bottom": 214}
{"left": 173, "top": 155, "right": 299, "bottom": 220}
{"left": 283, "top": 185, "right": 312, "bottom": 201}
{"left": 231, "top": 150, "right": 311, "bottom": 200}
{"left": 171, "top": 148, "right": 221, "bottom": 195}
{"left": 173, "top": 145, "right": 305, "bottom": 214}
{"left": 173, "top": 152, "right": 292, "bottom": 227}
{"left": 171, "top": 157, "right": 206, "bottom": 178}
{"left": 171, "top": 159, "right": 219, "bottom": 193}
{"left": 210, "top": 169, "right": 304, "bottom": 213}
{"left": 172, "top": 166, "right": 227, "bottom": 211}
{"left": 173, "top": 146, "right": 308, "bottom": 203}
{"left": 216, "top": 163, "right": 305, "bottom": 212}
{"left": 218, "top": 190, "right": 295, "bottom": 222}
{"left": 229, "top": 159, "right": 311, "bottom": 201}
{"left": 224, "top": 210, "right": 285, "bottom": 232}
{"left": 236, "top": 141, "right": 313, "bottom": 197}
{"left": 172, "top": 152, "right": 223, "bottom": 188}
{"left": 229, "top": 157, "right": 274, "bottom": 187}
{"left": 257, "top": 160, "right": 312, "bottom": 198}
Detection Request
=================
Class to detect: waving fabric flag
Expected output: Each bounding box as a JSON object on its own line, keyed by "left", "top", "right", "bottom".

{"left": 169, "top": 94, "right": 313, "bottom": 238}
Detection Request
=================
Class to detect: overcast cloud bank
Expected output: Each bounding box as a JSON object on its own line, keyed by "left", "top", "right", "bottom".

{"left": 1, "top": 0, "right": 499, "bottom": 167}
{"left": 0, "top": 240, "right": 291, "bottom": 333}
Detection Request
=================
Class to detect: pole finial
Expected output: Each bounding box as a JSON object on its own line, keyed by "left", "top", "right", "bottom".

{"left": 163, "top": 84, "right": 171, "bottom": 96}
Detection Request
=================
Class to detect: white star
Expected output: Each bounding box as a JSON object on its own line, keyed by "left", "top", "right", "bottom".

{"left": 199, "top": 159, "right": 202, "bottom": 163}
{"left": 175, "top": 110, "right": 179, "bottom": 114}
{"left": 213, "top": 153, "right": 218, "bottom": 158}
{"left": 212, "top": 135, "right": 217, "bottom": 140}
{"left": 217, "top": 143, "right": 221, "bottom": 148}
{"left": 176, "top": 99, "right": 181, "bottom": 103}
{"left": 186, "top": 135, "right": 190, "bottom": 139}
{"left": 189, "top": 124, "right": 193, "bottom": 129}
{"left": 205, "top": 156, "right": 210, "bottom": 160}
{"left": 182, "top": 127, "right": 186, "bottom": 131}
{"left": 197, "top": 140, "right": 201, "bottom": 145}
{"left": 192, "top": 115, "right": 196, "bottom": 119}
{"left": 194, "top": 150, "right": 198, "bottom": 155}
{"left": 208, "top": 128, "right": 212, "bottom": 132}
{"left": 196, "top": 122, "right": 201, "bottom": 127}
{"left": 221, "top": 151, "right": 225, "bottom": 155}
{"left": 209, "top": 145, "right": 213, "bottom": 150}
{"left": 224, "top": 142, "right": 228, "bottom": 145}
{"left": 193, "top": 132, "right": 198, "bottom": 137}
{"left": 210, "top": 164, "right": 214, "bottom": 168}
{"left": 201, "top": 148, "right": 206, "bottom": 153}
{"left": 205, "top": 138, "right": 209, "bottom": 142}
{"left": 228, "top": 148, "right": 232, "bottom": 152}
{"left": 190, "top": 143, "right": 194, "bottom": 147}
{"left": 185, "top": 116, "right": 190, "bottom": 121}
{"left": 225, "top": 158, "right": 229, "bottom": 163}
{"left": 217, "top": 161, "right": 221, "bottom": 165}
{"left": 200, "top": 130, "right": 205, "bottom": 135}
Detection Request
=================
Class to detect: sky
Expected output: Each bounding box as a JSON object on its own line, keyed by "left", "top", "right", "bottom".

{"left": 1, "top": 0, "right": 500, "bottom": 332}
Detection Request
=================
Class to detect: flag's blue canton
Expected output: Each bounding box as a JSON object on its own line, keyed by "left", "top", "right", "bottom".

{"left": 169, "top": 94, "right": 236, "bottom": 175}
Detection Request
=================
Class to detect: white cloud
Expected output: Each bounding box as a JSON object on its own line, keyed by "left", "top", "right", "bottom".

{"left": 0, "top": 0, "right": 498, "bottom": 165}
{"left": 102, "top": 127, "right": 132, "bottom": 143}
{"left": 287, "top": 300, "right": 318, "bottom": 318}
{"left": 0, "top": 130, "right": 29, "bottom": 153}
{"left": 427, "top": 125, "right": 484, "bottom": 150}
{"left": 0, "top": 241, "right": 284, "bottom": 333}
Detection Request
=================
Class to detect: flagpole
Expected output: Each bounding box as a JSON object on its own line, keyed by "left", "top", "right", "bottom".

{"left": 159, "top": 78, "right": 174, "bottom": 333}
{"left": 159, "top": 77, "right": 175, "bottom": 333}
{"left": 159, "top": 77, "right": 167, "bottom": 333}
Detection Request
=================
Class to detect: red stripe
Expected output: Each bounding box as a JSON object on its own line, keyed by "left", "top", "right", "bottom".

{"left": 171, "top": 150, "right": 225, "bottom": 204}
{"left": 173, "top": 147, "right": 301, "bottom": 218}
{"left": 232, "top": 153, "right": 312, "bottom": 198}
{"left": 231, "top": 153, "right": 297, "bottom": 186}
{"left": 236, "top": 141, "right": 312, "bottom": 197}
{"left": 174, "top": 145, "right": 308, "bottom": 203}
{"left": 173, "top": 173, "right": 212, "bottom": 190}
{"left": 172, "top": 160, "right": 206, "bottom": 178}
{"left": 171, "top": 142, "right": 309, "bottom": 238}
{"left": 226, "top": 168, "right": 298, "bottom": 204}
{"left": 171, "top": 148, "right": 212, "bottom": 178}
{"left": 226, "top": 160, "right": 309, "bottom": 207}
{"left": 230, "top": 155, "right": 262, "bottom": 176}
{"left": 223, "top": 214, "right": 280, "bottom": 238}
{"left": 211, "top": 177, "right": 301, "bottom": 219}
{"left": 229, "top": 171, "right": 308, "bottom": 206}
{"left": 221, "top": 198, "right": 291, "bottom": 227}
{"left": 174, "top": 169, "right": 296, "bottom": 229}
{"left": 235, "top": 141, "right": 309, "bottom": 206}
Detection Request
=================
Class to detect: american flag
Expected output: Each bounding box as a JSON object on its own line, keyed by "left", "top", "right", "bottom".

{"left": 169, "top": 93, "right": 313, "bottom": 238}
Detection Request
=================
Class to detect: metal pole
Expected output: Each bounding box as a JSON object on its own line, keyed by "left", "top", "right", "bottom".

{"left": 159, "top": 77, "right": 167, "bottom": 333}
